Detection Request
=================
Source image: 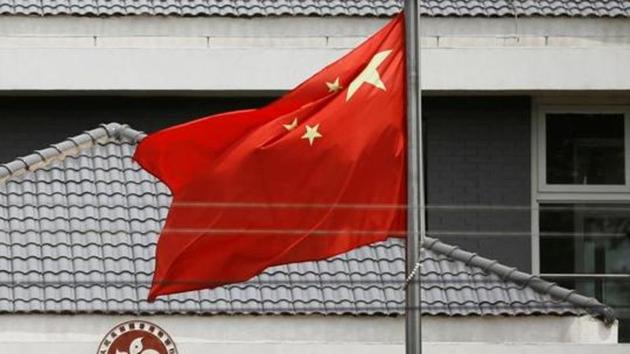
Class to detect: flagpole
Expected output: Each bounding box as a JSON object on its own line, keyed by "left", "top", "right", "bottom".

{"left": 404, "top": 1, "right": 423, "bottom": 354}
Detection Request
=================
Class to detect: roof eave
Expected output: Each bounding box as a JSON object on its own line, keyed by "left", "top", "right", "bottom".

{"left": 422, "top": 237, "right": 617, "bottom": 325}
{"left": 0, "top": 122, "right": 146, "bottom": 184}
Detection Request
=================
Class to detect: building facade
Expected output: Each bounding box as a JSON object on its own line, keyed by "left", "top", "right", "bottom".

{"left": 0, "top": 0, "right": 629, "bottom": 346}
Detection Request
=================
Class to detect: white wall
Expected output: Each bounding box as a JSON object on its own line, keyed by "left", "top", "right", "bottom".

{"left": 0, "top": 16, "right": 629, "bottom": 92}
{"left": 0, "top": 314, "right": 618, "bottom": 354}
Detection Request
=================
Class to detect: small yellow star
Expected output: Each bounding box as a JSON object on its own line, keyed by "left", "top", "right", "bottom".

{"left": 283, "top": 118, "right": 298, "bottom": 131}
{"left": 326, "top": 77, "right": 343, "bottom": 93}
{"left": 301, "top": 124, "right": 322, "bottom": 146}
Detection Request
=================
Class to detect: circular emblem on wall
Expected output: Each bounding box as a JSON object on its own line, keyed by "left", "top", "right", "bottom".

{"left": 97, "top": 320, "right": 178, "bottom": 354}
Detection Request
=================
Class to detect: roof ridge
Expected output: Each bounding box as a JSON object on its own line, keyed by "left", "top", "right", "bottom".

{"left": 422, "top": 236, "right": 616, "bottom": 325}
{"left": 0, "top": 122, "right": 146, "bottom": 184}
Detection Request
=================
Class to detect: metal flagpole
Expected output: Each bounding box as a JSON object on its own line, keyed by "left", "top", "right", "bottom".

{"left": 404, "top": 1, "right": 424, "bottom": 354}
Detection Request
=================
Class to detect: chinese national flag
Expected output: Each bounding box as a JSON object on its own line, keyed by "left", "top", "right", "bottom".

{"left": 134, "top": 14, "right": 406, "bottom": 300}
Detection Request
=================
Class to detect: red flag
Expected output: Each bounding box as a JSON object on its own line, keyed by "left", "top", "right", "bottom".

{"left": 134, "top": 14, "right": 406, "bottom": 300}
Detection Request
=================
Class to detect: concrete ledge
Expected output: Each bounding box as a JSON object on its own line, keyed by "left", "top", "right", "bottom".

{"left": 326, "top": 37, "right": 365, "bottom": 49}
{"left": 438, "top": 36, "right": 548, "bottom": 48}
{"left": 422, "top": 47, "right": 630, "bottom": 91}
{"left": 0, "top": 36, "right": 94, "bottom": 48}
{"left": 546, "top": 36, "right": 630, "bottom": 47}
{"left": 3, "top": 35, "right": 630, "bottom": 50}
{"left": 0, "top": 47, "right": 344, "bottom": 91}
{"left": 1, "top": 47, "right": 630, "bottom": 91}
{"left": 96, "top": 36, "right": 207, "bottom": 49}
{"left": 209, "top": 36, "right": 327, "bottom": 49}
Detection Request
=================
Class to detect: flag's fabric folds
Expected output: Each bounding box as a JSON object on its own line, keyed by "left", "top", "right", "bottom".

{"left": 134, "top": 14, "right": 406, "bottom": 300}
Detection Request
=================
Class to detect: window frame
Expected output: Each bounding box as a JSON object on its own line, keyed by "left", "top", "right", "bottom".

{"left": 532, "top": 99, "right": 630, "bottom": 337}
{"left": 531, "top": 100, "right": 630, "bottom": 274}
{"left": 536, "top": 104, "right": 630, "bottom": 195}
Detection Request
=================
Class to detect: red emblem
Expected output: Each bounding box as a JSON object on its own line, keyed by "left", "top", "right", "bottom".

{"left": 97, "top": 320, "right": 178, "bottom": 354}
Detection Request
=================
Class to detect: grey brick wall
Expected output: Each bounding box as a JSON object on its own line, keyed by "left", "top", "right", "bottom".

{"left": 425, "top": 96, "right": 532, "bottom": 271}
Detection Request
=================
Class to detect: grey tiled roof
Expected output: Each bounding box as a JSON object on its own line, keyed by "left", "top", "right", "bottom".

{"left": 0, "top": 0, "right": 629, "bottom": 18}
{"left": 0, "top": 123, "right": 614, "bottom": 322}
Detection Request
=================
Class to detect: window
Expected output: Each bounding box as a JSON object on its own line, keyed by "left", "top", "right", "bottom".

{"left": 537, "top": 106, "right": 630, "bottom": 194}
{"left": 546, "top": 114, "right": 625, "bottom": 185}
{"left": 540, "top": 204, "right": 630, "bottom": 301}
{"left": 534, "top": 104, "right": 630, "bottom": 342}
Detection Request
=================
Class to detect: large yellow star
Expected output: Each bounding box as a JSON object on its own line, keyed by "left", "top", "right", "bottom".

{"left": 346, "top": 50, "right": 391, "bottom": 101}
{"left": 283, "top": 118, "right": 298, "bottom": 131}
{"left": 301, "top": 124, "right": 322, "bottom": 146}
{"left": 326, "top": 77, "right": 343, "bottom": 93}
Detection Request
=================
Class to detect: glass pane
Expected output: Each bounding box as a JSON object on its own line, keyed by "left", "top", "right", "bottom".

{"left": 546, "top": 113, "right": 625, "bottom": 185}
{"left": 540, "top": 204, "right": 630, "bottom": 274}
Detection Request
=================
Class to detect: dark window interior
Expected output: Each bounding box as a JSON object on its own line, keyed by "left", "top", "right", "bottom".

{"left": 540, "top": 204, "right": 630, "bottom": 275}
{"left": 546, "top": 113, "right": 625, "bottom": 185}
{"left": 0, "top": 96, "right": 275, "bottom": 163}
